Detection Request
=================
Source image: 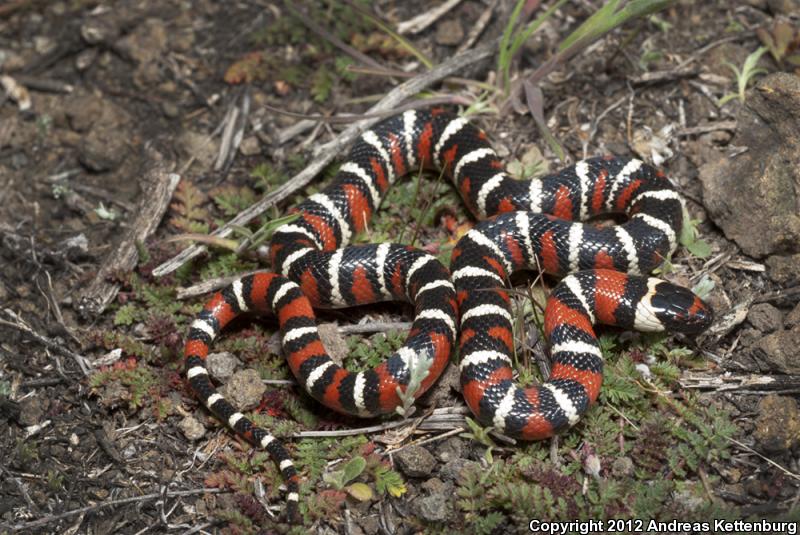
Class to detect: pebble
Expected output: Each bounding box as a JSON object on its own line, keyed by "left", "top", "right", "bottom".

{"left": 219, "top": 369, "right": 265, "bottom": 411}
{"left": 179, "top": 415, "right": 207, "bottom": 441}
{"left": 435, "top": 20, "right": 464, "bottom": 47}
{"left": 753, "top": 394, "right": 800, "bottom": 453}
{"left": 746, "top": 303, "right": 783, "bottom": 333}
{"left": 239, "top": 136, "right": 261, "bottom": 156}
{"left": 206, "top": 352, "right": 241, "bottom": 382}
{"left": 394, "top": 445, "right": 437, "bottom": 478}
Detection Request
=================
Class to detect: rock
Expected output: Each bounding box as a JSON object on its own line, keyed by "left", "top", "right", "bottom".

{"left": 115, "top": 18, "right": 168, "bottom": 65}
{"left": 753, "top": 395, "right": 800, "bottom": 453}
{"left": 115, "top": 18, "right": 169, "bottom": 87}
{"left": 358, "top": 514, "right": 380, "bottom": 535}
{"left": 766, "top": 254, "right": 800, "bottom": 286}
{"left": 178, "top": 130, "right": 219, "bottom": 170}
{"left": 421, "top": 477, "right": 448, "bottom": 494}
{"left": 438, "top": 458, "right": 479, "bottom": 482}
{"left": 179, "top": 415, "right": 206, "bottom": 441}
{"left": 413, "top": 491, "right": 454, "bottom": 523}
{"left": 435, "top": 20, "right": 464, "bottom": 46}
{"left": 80, "top": 18, "right": 120, "bottom": 45}
{"left": 219, "top": 369, "right": 265, "bottom": 411}
{"left": 239, "top": 136, "right": 261, "bottom": 156}
{"left": 786, "top": 303, "right": 800, "bottom": 328}
{"left": 753, "top": 325, "right": 800, "bottom": 374}
{"left": 161, "top": 101, "right": 180, "bottom": 119}
{"left": 18, "top": 396, "right": 47, "bottom": 426}
{"left": 746, "top": 303, "right": 783, "bottom": 333}
{"left": 206, "top": 352, "right": 241, "bottom": 382}
{"left": 435, "top": 436, "right": 463, "bottom": 463}
{"left": 699, "top": 73, "right": 800, "bottom": 259}
{"left": 767, "top": 0, "right": 800, "bottom": 14}
{"left": 79, "top": 130, "right": 127, "bottom": 172}
{"left": 75, "top": 48, "right": 98, "bottom": 71}
{"left": 394, "top": 446, "right": 436, "bottom": 478}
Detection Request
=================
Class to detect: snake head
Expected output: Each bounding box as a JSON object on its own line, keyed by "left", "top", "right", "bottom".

{"left": 649, "top": 282, "right": 714, "bottom": 335}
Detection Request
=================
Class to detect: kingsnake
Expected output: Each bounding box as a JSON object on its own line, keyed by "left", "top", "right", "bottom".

{"left": 183, "top": 107, "right": 713, "bottom": 522}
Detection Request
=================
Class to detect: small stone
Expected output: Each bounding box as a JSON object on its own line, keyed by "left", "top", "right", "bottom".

{"left": 358, "top": 515, "right": 380, "bottom": 535}
{"left": 753, "top": 395, "right": 800, "bottom": 453}
{"left": 179, "top": 130, "right": 219, "bottom": 170}
{"left": 753, "top": 325, "right": 800, "bottom": 374}
{"left": 394, "top": 446, "right": 436, "bottom": 478}
{"left": 766, "top": 254, "right": 800, "bottom": 286}
{"left": 786, "top": 303, "right": 800, "bottom": 328}
{"left": 80, "top": 18, "right": 120, "bottom": 45}
{"left": 179, "top": 415, "right": 206, "bottom": 441}
{"left": 18, "top": 396, "right": 47, "bottom": 426}
{"left": 33, "top": 36, "right": 56, "bottom": 55}
{"left": 206, "top": 352, "right": 241, "bottom": 382}
{"left": 239, "top": 136, "right": 261, "bottom": 156}
{"left": 420, "top": 477, "right": 448, "bottom": 494}
{"left": 219, "top": 369, "right": 265, "bottom": 411}
{"left": 79, "top": 131, "right": 126, "bottom": 172}
{"left": 746, "top": 303, "right": 783, "bottom": 333}
{"left": 439, "top": 458, "right": 478, "bottom": 481}
{"left": 161, "top": 101, "right": 180, "bottom": 118}
{"left": 413, "top": 491, "right": 454, "bottom": 523}
{"left": 435, "top": 19, "right": 464, "bottom": 47}
{"left": 435, "top": 436, "right": 463, "bottom": 463}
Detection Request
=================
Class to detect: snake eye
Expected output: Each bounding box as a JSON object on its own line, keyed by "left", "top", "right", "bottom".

{"left": 650, "top": 284, "right": 713, "bottom": 335}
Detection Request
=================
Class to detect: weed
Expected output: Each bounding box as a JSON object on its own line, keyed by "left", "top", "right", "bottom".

{"left": 395, "top": 349, "right": 433, "bottom": 417}
{"left": 345, "top": 330, "right": 405, "bottom": 372}
{"left": 498, "top": 0, "right": 569, "bottom": 94}
{"left": 46, "top": 470, "right": 64, "bottom": 492}
{"left": 89, "top": 359, "right": 161, "bottom": 410}
{"left": 170, "top": 180, "right": 209, "bottom": 234}
{"left": 719, "top": 46, "right": 769, "bottom": 105}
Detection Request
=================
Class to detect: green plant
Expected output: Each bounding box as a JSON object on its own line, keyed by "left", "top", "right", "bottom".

{"left": 679, "top": 210, "right": 712, "bottom": 259}
{"left": 498, "top": 0, "right": 568, "bottom": 94}
{"left": 323, "top": 456, "right": 372, "bottom": 500}
{"left": 719, "top": 46, "right": 769, "bottom": 105}
{"left": 395, "top": 350, "right": 433, "bottom": 417}
{"left": 372, "top": 463, "right": 406, "bottom": 497}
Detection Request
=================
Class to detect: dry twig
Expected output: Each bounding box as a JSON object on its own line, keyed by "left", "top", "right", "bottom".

{"left": 0, "top": 488, "right": 225, "bottom": 533}
{"left": 77, "top": 144, "right": 179, "bottom": 317}
{"left": 153, "top": 41, "right": 495, "bottom": 277}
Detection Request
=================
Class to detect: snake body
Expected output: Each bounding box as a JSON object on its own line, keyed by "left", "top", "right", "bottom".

{"left": 182, "top": 108, "right": 713, "bottom": 522}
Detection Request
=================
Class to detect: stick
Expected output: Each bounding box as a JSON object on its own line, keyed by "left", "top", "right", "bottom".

{"left": 77, "top": 143, "right": 179, "bottom": 317}
{"left": 152, "top": 41, "right": 496, "bottom": 278}
{"left": 396, "top": 0, "right": 464, "bottom": 35}
{"left": 0, "top": 488, "right": 225, "bottom": 532}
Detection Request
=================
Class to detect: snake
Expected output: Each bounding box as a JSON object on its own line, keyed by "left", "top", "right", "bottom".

{"left": 182, "top": 107, "right": 713, "bottom": 522}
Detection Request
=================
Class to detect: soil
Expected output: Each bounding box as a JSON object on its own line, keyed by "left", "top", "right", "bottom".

{"left": 2, "top": 1, "right": 800, "bottom": 534}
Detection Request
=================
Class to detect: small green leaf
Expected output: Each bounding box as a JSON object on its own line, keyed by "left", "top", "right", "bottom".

{"left": 341, "top": 456, "right": 367, "bottom": 485}
{"left": 685, "top": 238, "right": 712, "bottom": 259}
{"left": 345, "top": 482, "right": 373, "bottom": 501}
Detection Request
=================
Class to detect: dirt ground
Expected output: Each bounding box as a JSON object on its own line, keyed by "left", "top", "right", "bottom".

{"left": 2, "top": 0, "right": 800, "bottom": 534}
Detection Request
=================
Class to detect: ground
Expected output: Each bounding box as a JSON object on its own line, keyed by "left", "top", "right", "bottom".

{"left": 2, "top": 0, "right": 800, "bottom": 534}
